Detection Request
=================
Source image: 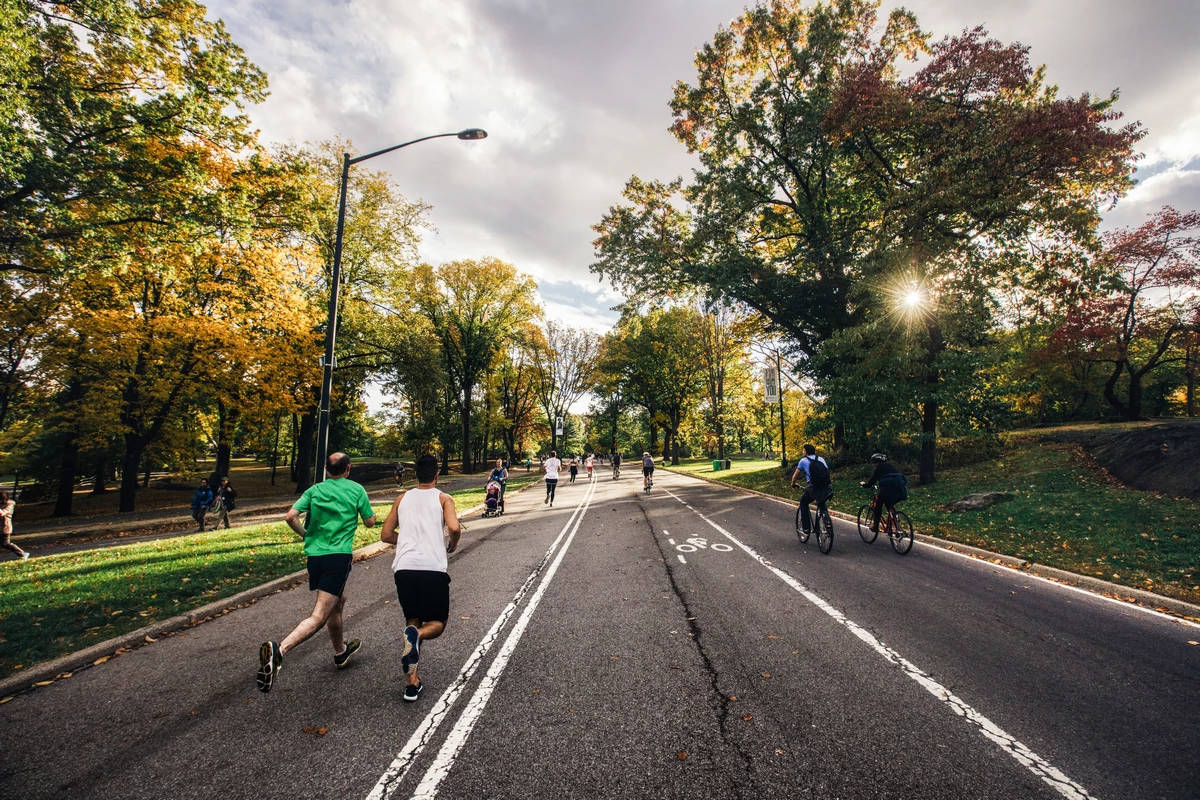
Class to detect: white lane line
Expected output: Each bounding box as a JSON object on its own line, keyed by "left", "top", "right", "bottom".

{"left": 667, "top": 538, "right": 676, "bottom": 545}
{"left": 681, "top": 475, "right": 1196, "bottom": 630}
{"left": 663, "top": 488, "right": 1096, "bottom": 800}
{"left": 364, "top": 484, "right": 592, "bottom": 800}
{"left": 677, "top": 554, "right": 687, "bottom": 564}
{"left": 408, "top": 477, "right": 598, "bottom": 799}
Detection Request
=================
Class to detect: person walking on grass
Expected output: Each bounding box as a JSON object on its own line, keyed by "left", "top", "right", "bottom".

{"left": 542, "top": 450, "right": 562, "bottom": 507}
{"left": 0, "top": 491, "right": 28, "bottom": 560}
{"left": 256, "top": 452, "right": 377, "bottom": 693}
{"left": 214, "top": 477, "right": 238, "bottom": 529}
{"left": 381, "top": 454, "right": 461, "bottom": 702}
{"left": 191, "top": 479, "right": 214, "bottom": 532}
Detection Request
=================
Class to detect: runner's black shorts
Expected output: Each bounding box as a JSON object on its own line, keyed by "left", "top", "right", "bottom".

{"left": 307, "top": 553, "right": 353, "bottom": 596}
{"left": 394, "top": 570, "right": 451, "bottom": 624}
{"left": 643, "top": 466, "right": 654, "bottom": 477}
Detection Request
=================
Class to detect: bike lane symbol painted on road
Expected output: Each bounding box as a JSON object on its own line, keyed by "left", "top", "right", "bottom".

{"left": 675, "top": 536, "right": 733, "bottom": 554}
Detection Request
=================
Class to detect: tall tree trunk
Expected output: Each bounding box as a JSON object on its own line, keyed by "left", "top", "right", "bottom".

{"left": 118, "top": 436, "right": 144, "bottom": 512}
{"left": 919, "top": 399, "right": 937, "bottom": 485}
{"left": 671, "top": 411, "right": 681, "bottom": 465}
{"left": 54, "top": 434, "right": 80, "bottom": 517}
{"left": 215, "top": 399, "right": 237, "bottom": 479}
{"left": 1102, "top": 361, "right": 1127, "bottom": 418}
{"left": 92, "top": 456, "right": 108, "bottom": 494}
{"left": 1187, "top": 345, "right": 1196, "bottom": 417}
{"left": 919, "top": 321, "right": 945, "bottom": 486}
{"left": 648, "top": 414, "right": 659, "bottom": 457}
{"left": 460, "top": 380, "right": 474, "bottom": 474}
{"left": 833, "top": 422, "right": 848, "bottom": 452}
{"left": 1127, "top": 369, "right": 1144, "bottom": 421}
{"left": 295, "top": 411, "right": 316, "bottom": 492}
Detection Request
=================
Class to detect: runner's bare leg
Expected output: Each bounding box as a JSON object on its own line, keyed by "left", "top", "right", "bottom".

{"left": 280, "top": 590, "right": 340, "bottom": 655}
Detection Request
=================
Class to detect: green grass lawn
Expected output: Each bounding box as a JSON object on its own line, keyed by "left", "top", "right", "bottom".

{"left": 0, "top": 473, "right": 540, "bottom": 681}
{"left": 666, "top": 445, "right": 1200, "bottom": 606}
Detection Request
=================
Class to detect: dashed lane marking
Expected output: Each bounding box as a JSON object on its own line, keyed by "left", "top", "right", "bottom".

{"left": 407, "top": 477, "right": 598, "bottom": 799}
{"left": 364, "top": 480, "right": 594, "bottom": 800}
{"left": 663, "top": 488, "right": 1097, "bottom": 800}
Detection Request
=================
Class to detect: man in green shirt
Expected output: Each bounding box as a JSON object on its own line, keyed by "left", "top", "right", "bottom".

{"left": 257, "top": 452, "right": 376, "bottom": 693}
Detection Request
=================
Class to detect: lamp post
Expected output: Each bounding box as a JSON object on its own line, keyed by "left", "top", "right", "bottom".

{"left": 314, "top": 128, "right": 487, "bottom": 483}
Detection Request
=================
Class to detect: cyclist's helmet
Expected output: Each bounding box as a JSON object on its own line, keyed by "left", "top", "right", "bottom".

{"left": 871, "top": 453, "right": 888, "bottom": 464}
{"left": 643, "top": 452, "right": 650, "bottom": 457}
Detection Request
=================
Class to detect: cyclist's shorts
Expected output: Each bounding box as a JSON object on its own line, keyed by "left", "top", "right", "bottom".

{"left": 643, "top": 466, "right": 654, "bottom": 477}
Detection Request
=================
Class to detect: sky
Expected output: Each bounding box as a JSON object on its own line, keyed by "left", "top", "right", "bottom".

{"left": 205, "top": 0, "right": 1200, "bottom": 338}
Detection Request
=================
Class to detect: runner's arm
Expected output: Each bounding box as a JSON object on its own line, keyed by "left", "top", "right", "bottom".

{"left": 380, "top": 495, "right": 403, "bottom": 544}
{"left": 441, "top": 492, "right": 462, "bottom": 553}
{"left": 284, "top": 507, "right": 306, "bottom": 539}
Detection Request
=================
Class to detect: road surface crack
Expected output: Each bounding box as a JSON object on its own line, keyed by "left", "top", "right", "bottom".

{"left": 636, "top": 501, "right": 756, "bottom": 793}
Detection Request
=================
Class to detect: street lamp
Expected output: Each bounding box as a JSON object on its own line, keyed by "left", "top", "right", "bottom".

{"left": 314, "top": 128, "right": 488, "bottom": 483}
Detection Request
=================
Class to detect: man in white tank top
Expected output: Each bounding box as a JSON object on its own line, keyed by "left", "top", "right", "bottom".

{"left": 381, "top": 454, "right": 462, "bottom": 702}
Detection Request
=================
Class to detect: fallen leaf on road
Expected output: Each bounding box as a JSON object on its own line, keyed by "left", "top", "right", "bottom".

{"left": 531, "top": 689, "right": 541, "bottom": 694}
{"left": 728, "top": 696, "right": 738, "bottom": 701}
{"left": 761, "top": 673, "right": 772, "bottom": 679}
{"left": 687, "top": 617, "right": 696, "bottom": 621}
{"left": 611, "top": 656, "right": 620, "bottom": 660}
{"left": 0, "top": 696, "right": 11, "bottom": 705}
{"left": 145, "top": 635, "right": 157, "bottom": 643}
{"left": 775, "top": 749, "right": 784, "bottom": 756}
{"left": 792, "top": 650, "right": 799, "bottom": 655}
{"left": 459, "top": 616, "right": 470, "bottom": 620}
{"left": 34, "top": 680, "right": 54, "bottom": 687}
{"left": 318, "top": 727, "right": 328, "bottom": 735}
{"left": 242, "top": 698, "right": 252, "bottom": 704}
{"left": 93, "top": 656, "right": 110, "bottom": 665}
{"left": 569, "top": 709, "right": 579, "bottom": 714}
{"left": 1189, "top": 641, "right": 1199, "bottom": 646}
{"left": 154, "top": 712, "right": 168, "bottom": 718}
{"left": 676, "top": 752, "right": 688, "bottom": 761}
{"left": 742, "top": 714, "right": 753, "bottom": 721}
{"left": 668, "top": 665, "right": 680, "bottom": 670}
{"left": 767, "top": 635, "right": 781, "bottom": 639}
{"left": 57, "top": 672, "right": 72, "bottom": 679}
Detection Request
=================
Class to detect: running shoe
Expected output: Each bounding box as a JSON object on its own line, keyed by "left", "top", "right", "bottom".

{"left": 21, "top": 551, "right": 30, "bottom": 560}
{"left": 334, "top": 638, "right": 361, "bottom": 669}
{"left": 257, "top": 641, "right": 283, "bottom": 693}
{"left": 400, "top": 625, "right": 420, "bottom": 674}
{"left": 403, "top": 681, "right": 423, "bottom": 702}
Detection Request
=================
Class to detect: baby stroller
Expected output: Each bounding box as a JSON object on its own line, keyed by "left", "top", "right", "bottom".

{"left": 483, "top": 480, "right": 505, "bottom": 517}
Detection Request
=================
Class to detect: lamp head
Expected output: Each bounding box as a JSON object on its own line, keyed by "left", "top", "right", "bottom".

{"left": 457, "top": 128, "right": 488, "bottom": 140}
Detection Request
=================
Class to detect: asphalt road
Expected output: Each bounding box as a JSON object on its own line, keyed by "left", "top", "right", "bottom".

{"left": 2, "top": 470, "right": 1197, "bottom": 799}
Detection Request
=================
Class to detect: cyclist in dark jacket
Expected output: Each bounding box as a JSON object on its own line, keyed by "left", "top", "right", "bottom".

{"left": 861, "top": 453, "right": 907, "bottom": 532}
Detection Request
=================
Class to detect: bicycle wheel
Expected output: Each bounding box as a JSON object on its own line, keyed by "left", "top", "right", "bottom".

{"left": 889, "top": 509, "right": 914, "bottom": 555}
{"left": 816, "top": 507, "right": 833, "bottom": 554}
{"left": 857, "top": 504, "right": 877, "bottom": 544}
{"left": 795, "top": 506, "right": 810, "bottom": 543}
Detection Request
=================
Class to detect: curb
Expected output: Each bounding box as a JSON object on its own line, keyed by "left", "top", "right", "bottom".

{"left": 0, "top": 540, "right": 394, "bottom": 701}
{"left": 0, "top": 476, "right": 541, "bottom": 701}
{"left": 666, "top": 468, "right": 1200, "bottom": 623}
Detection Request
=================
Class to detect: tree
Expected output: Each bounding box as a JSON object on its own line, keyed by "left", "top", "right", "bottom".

{"left": 413, "top": 259, "right": 539, "bottom": 473}
{"left": 533, "top": 320, "right": 599, "bottom": 453}
{"left": 593, "top": 0, "right": 1142, "bottom": 481}
{"left": 696, "top": 300, "right": 757, "bottom": 460}
{"left": 601, "top": 307, "right": 705, "bottom": 464}
{"left": 1055, "top": 207, "right": 1200, "bottom": 421}
{"left": 496, "top": 325, "right": 544, "bottom": 458}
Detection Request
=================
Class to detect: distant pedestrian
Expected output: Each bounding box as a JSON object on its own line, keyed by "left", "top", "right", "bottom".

{"left": 585, "top": 453, "right": 595, "bottom": 481}
{"left": 543, "top": 450, "right": 562, "bottom": 507}
{"left": 0, "top": 491, "right": 28, "bottom": 560}
{"left": 256, "top": 452, "right": 377, "bottom": 693}
{"left": 191, "top": 479, "right": 214, "bottom": 532}
{"left": 215, "top": 478, "right": 238, "bottom": 529}
{"left": 381, "top": 453, "right": 462, "bottom": 702}
{"left": 525, "top": 458, "right": 531, "bottom": 472}
{"left": 568, "top": 457, "right": 578, "bottom": 483}
{"left": 395, "top": 461, "right": 406, "bottom": 486}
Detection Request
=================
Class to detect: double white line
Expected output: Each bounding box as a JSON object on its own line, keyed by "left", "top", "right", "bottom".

{"left": 366, "top": 476, "right": 597, "bottom": 800}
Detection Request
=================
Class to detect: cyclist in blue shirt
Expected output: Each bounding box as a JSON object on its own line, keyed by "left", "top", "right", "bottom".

{"left": 789, "top": 444, "right": 832, "bottom": 536}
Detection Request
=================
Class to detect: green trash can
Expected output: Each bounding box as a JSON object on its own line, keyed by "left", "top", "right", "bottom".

{"left": 712, "top": 460, "right": 722, "bottom": 471}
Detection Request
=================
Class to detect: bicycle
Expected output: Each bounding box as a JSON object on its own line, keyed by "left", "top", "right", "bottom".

{"left": 793, "top": 490, "right": 834, "bottom": 555}
{"left": 612, "top": 464, "right": 621, "bottom": 480}
{"left": 644, "top": 473, "right": 653, "bottom": 493}
{"left": 856, "top": 493, "right": 913, "bottom": 555}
